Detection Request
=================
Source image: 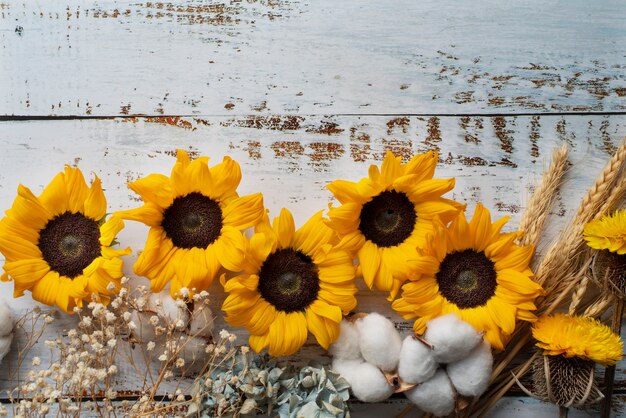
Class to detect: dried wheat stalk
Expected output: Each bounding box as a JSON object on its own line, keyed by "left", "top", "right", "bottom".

{"left": 473, "top": 139, "right": 626, "bottom": 417}
{"left": 517, "top": 143, "right": 569, "bottom": 249}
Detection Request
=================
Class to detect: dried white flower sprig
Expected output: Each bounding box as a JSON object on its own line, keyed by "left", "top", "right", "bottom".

{"left": 329, "top": 313, "right": 493, "bottom": 417}
{"left": 129, "top": 286, "right": 215, "bottom": 374}
{"left": 0, "top": 299, "right": 13, "bottom": 364}
{"left": 4, "top": 279, "right": 223, "bottom": 417}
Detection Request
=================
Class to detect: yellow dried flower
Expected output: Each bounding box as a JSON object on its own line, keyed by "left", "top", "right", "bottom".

{"left": 584, "top": 209, "right": 626, "bottom": 254}
{"left": 532, "top": 313, "right": 624, "bottom": 366}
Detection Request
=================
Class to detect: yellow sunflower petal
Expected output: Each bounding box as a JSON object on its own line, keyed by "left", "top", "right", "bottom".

{"left": 247, "top": 301, "right": 278, "bottom": 335}
{"left": 3, "top": 258, "right": 50, "bottom": 295}
{"left": 31, "top": 271, "right": 63, "bottom": 307}
{"left": 326, "top": 202, "right": 362, "bottom": 235}
{"left": 12, "top": 185, "right": 52, "bottom": 232}
{"left": 268, "top": 311, "right": 308, "bottom": 356}
{"left": 358, "top": 241, "right": 381, "bottom": 289}
{"left": 214, "top": 226, "right": 246, "bottom": 272}
{"left": 128, "top": 173, "right": 173, "bottom": 208}
{"left": 0, "top": 234, "right": 42, "bottom": 261}
{"left": 294, "top": 211, "right": 335, "bottom": 257}
{"left": 327, "top": 180, "right": 367, "bottom": 204}
{"left": 403, "top": 151, "right": 437, "bottom": 181}
{"left": 99, "top": 216, "right": 125, "bottom": 246}
{"left": 380, "top": 151, "right": 403, "bottom": 188}
{"left": 222, "top": 193, "right": 264, "bottom": 230}
{"left": 38, "top": 171, "right": 70, "bottom": 216}
{"left": 115, "top": 204, "right": 163, "bottom": 227}
{"left": 83, "top": 175, "right": 107, "bottom": 221}
{"left": 249, "top": 333, "right": 270, "bottom": 353}
{"left": 274, "top": 208, "right": 295, "bottom": 249}
{"left": 210, "top": 156, "right": 241, "bottom": 201}
{"left": 63, "top": 166, "right": 91, "bottom": 214}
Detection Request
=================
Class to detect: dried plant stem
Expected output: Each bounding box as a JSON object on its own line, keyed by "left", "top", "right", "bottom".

{"left": 535, "top": 139, "right": 626, "bottom": 303}
{"left": 517, "top": 143, "right": 569, "bottom": 249}
{"left": 600, "top": 299, "right": 624, "bottom": 418}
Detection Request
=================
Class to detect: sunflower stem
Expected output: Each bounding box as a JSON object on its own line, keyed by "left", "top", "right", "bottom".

{"left": 559, "top": 406, "right": 568, "bottom": 418}
{"left": 600, "top": 298, "right": 624, "bottom": 418}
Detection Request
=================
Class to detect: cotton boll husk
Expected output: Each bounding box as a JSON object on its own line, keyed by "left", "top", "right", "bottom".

{"left": 398, "top": 336, "right": 438, "bottom": 385}
{"left": 0, "top": 335, "right": 12, "bottom": 363}
{"left": 188, "top": 305, "right": 214, "bottom": 338}
{"left": 332, "top": 359, "right": 395, "bottom": 402}
{"left": 130, "top": 310, "right": 158, "bottom": 342}
{"left": 147, "top": 290, "right": 190, "bottom": 325}
{"left": 405, "top": 369, "right": 456, "bottom": 417}
{"left": 0, "top": 300, "right": 12, "bottom": 336}
{"left": 355, "top": 313, "right": 402, "bottom": 372}
{"left": 447, "top": 340, "right": 493, "bottom": 397}
{"left": 329, "top": 319, "right": 362, "bottom": 361}
{"left": 424, "top": 314, "right": 482, "bottom": 363}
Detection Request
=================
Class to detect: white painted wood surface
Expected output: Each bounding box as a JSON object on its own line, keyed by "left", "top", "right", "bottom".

{"left": 1, "top": 0, "right": 625, "bottom": 415}
{"left": 1, "top": 0, "right": 626, "bottom": 116}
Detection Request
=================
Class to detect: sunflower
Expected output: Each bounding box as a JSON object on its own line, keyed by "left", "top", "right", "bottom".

{"left": 392, "top": 203, "right": 543, "bottom": 350}
{"left": 221, "top": 208, "right": 357, "bottom": 356}
{"left": 326, "top": 151, "right": 464, "bottom": 299}
{"left": 0, "top": 166, "right": 130, "bottom": 313}
{"left": 532, "top": 313, "right": 623, "bottom": 366}
{"left": 116, "top": 150, "right": 264, "bottom": 298}
{"left": 584, "top": 209, "right": 626, "bottom": 255}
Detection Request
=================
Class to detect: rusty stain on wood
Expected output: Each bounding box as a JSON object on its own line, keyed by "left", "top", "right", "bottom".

{"left": 306, "top": 121, "right": 344, "bottom": 135}
{"left": 386, "top": 117, "right": 410, "bottom": 135}
{"left": 424, "top": 117, "right": 441, "bottom": 149}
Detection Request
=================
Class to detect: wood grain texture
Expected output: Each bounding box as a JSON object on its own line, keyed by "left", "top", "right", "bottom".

{"left": 0, "top": 116, "right": 624, "bottom": 417}
{"left": 2, "top": 0, "right": 626, "bottom": 116}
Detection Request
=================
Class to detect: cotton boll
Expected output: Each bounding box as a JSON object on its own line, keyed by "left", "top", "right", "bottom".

{"left": 0, "top": 335, "right": 12, "bottom": 364}
{"left": 332, "top": 359, "right": 395, "bottom": 402}
{"left": 355, "top": 313, "right": 402, "bottom": 372}
{"left": 329, "top": 319, "right": 362, "bottom": 361}
{"left": 398, "top": 336, "right": 437, "bottom": 385}
{"left": 424, "top": 314, "right": 482, "bottom": 363}
{"left": 447, "top": 340, "right": 493, "bottom": 397}
{"left": 0, "top": 300, "right": 13, "bottom": 336}
{"left": 189, "top": 305, "right": 214, "bottom": 338}
{"left": 405, "top": 369, "right": 456, "bottom": 417}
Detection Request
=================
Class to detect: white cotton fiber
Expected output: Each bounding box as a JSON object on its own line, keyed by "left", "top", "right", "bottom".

{"left": 332, "top": 359, "right": 395, "bottom": 403}
{"left": 0, "top": 335, "right": 12, "bottom": 364}
{"left": 405, "top": 369, "right": 456, "bottom": 417}
{"left": 0, "top": 300, "right": 13, "bottom": 336}
{"left": 189, "top": 305, "right": 214, "bottom": 338}
{"left": 397, "top": 336, "right": 438, "bottom": 385}
{"left": 329, "top": 319, "right": 362, "bottom": 361}
{"left": 447, "top": 340, "right": 493, "bottom": 397}
{"left": 355, "top": 313, "right": 402, "bottom": 372}
{"left": 424, "top": 314, "right": 482, "bottom": 363}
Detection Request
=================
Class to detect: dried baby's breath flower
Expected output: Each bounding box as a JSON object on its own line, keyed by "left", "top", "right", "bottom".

{"left": 31, "top": 357, "right": 41, "bottom": 367}
{"left": 175, "top": 358, "right": 185, "bottom": 368}
{"left": 147, "top": 341, "right": 156, "bottom": 351}
{"left": 122, "top": 312, "right": 132, "bottom": 322}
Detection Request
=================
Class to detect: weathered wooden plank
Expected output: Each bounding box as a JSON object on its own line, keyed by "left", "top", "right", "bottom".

{"left": 1, "top": 0, "right": 625, "bottom": 116}
{"left": 0, "top": 116, "right": 625, "bottom": 415}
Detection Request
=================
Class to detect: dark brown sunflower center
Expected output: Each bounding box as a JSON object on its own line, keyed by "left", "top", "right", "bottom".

{"left": 38, "top": 212, "right": 102, "bottom": 278}
{"left": 162, "top": 192, "right": 223, "bottom": 249}
{"left": 436, "top": 249, "right": 497, "bottom": 308}
{"left": 258, "top": 248, "right": 320, "bottom": 313}
{"left": 359, "top": 191, "right": 416, "bottom": 247}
